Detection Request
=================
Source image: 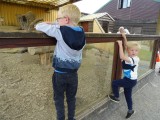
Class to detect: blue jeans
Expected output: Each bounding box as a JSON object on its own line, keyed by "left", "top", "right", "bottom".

{"left": 52, "top": 72, "right": 78, "bottom": 120}
{"left": 112, "top": 77, "right": 137, "bottom": 110}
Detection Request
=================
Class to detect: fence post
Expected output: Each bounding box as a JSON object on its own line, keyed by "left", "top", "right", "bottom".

{"left": 150, "top": 40, "right": 160, "bottom": 69}
{"left": 151, "top": 10, "right": 160, "bottom": 69}
{"left": 111, "top": 42, "right": 122, "bottom": 81}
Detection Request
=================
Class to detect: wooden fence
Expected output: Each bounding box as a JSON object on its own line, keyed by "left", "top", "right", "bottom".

{"left": 0, "top": 31, "right": 160, "bottom": 81}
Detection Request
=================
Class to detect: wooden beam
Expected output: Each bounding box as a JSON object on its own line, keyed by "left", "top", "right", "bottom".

{"left": 1, "top": 0, "right": 81, "bottom": 10}
{"left": 0, "top": 32, "right": 160, "bottom": 48}
{"left": 156, "top": 10, "right": 160, "bottom": 35}
{"left": 111, "top": 42, "right": 121, "bottom": 81}
{"left": 150, "top": 39, "right": 160, "bottom": 69}
{"left": 0, "top": 38, "right": 56, "bottom": 48}
{"left": 151, "top": 10, "right": 160, "bottom": 69}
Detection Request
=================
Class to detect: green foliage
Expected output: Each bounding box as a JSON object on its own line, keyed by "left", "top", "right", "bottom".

{"left": 139, "top": 49, "right": 152, "bottom": 61}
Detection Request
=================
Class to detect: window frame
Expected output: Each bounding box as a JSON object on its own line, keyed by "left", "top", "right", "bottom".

{"left": 118, "top": 0, "right": 131, "bottom": 9}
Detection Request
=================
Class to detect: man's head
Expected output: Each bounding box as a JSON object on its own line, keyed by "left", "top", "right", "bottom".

{"left": 57, "top": 4, "right": 81, "bottom": 26}
{"left": 126, "top": 42, "right": 141, "bottom": 57}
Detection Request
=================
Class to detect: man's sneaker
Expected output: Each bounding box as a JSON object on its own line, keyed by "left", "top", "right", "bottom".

{"left": 125, "top": 110, "right": 135, "bottom": 119}
{"left": 108, "top": 95, "right": 120, "bottom": 103}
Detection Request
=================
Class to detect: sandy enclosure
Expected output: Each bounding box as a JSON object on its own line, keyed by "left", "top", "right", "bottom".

{"left": 0, "top": 47, "right": 113, "bottom": 120}
{"left": 0, "top": 26, "right": 113, "bottom": 120}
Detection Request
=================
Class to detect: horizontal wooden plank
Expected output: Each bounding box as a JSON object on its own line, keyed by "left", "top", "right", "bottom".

{"left": 1, "top": 0, "right": 80, "bottom": 9}
{"left": 0, "top": 38, "right": 56, "bottom": 48}
{"left": 0, "top": 31, "right": 160, "bottom": 48}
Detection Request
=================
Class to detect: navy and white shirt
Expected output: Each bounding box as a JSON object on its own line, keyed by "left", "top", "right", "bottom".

{"left": 122, "top": 56, "right": 140, "bottom": 80}
{"left": 35, "top": 22, "right": 86, "bottom": 72}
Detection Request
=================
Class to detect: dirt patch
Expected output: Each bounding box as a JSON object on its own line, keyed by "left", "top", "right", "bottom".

{"left": 0, "top": 48, "right": 113, "bottom": 120}
{"left": 0, "top": 52, "right": 55, "bottom": 120}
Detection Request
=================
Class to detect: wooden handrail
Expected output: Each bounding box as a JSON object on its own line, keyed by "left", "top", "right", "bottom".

{"left": 0, "top": 32, "right": 160, "bottom": 48}
{"left": 0, "top": 31, "right": 160, "bottom": 80}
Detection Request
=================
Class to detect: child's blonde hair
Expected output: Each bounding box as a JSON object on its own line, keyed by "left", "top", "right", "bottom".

{"left": 127, "top": 41, "right": 141, "bottom": 50}
{"left": 59, "top": 4, "right": 81, "bottom": 26}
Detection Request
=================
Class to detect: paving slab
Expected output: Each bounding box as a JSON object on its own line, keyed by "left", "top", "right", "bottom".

{"left": 79, "top": 71, "right": 160, "bottom": 120}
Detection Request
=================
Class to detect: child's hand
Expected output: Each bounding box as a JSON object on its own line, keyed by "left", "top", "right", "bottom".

{"left": 119, "top": 27, "right": 125, "bottom": 33}
{"left": 121, "top": 32, "right": 126, "bottom": 38}
{"left": 117, "top": 40, "right": 122, "bottom": 46}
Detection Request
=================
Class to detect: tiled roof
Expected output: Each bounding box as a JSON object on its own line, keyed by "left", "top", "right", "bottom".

{"left": 80, "top": 12, "right": 114, "bottom": 21}
{"left": 154, "top": 0, "right": 160, "bottom": 2}
{"left": 1, "top": 0, "right": 80, "bottom": 9}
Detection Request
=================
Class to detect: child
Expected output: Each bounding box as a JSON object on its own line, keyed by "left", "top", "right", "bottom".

{"left": 109, "top": 32, "right": 141, "bottom": 119}
{"left": 35, "top": 4, "right": 86, "bottom": 120}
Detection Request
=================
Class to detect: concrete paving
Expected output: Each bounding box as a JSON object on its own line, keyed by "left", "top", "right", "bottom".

{"left": 79, "top": 71, "right": 160, "bottom": 120}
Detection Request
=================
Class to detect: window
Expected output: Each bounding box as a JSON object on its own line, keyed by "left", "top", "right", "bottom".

{"left": 101, "top": 21, "right": 109, "bottom": 33}
{"left": 131, "top": 27, "right": 142, "bottom": 34}
{"left": 118, "top": 0, "right": 131, "bottom": 9}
